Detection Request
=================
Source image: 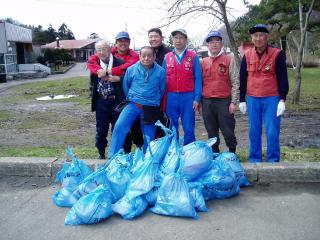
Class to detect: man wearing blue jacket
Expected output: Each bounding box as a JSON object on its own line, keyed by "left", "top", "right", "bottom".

{"left": 108, "top": 46, "right": 166, "bottom": 158}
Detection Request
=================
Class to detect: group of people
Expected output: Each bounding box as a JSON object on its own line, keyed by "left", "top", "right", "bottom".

{"left": 87, "top": 23, "right": 289, "bottom": 163}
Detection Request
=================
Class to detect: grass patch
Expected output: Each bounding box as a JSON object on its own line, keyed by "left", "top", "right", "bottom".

{"left": 287, "top": 68, "right": 320, "bottom": 111}
{"left": 237, "top": 147, "right": 320, "bottom": 162}
{"left": 0, "top": 110, "right": 13, "bottom": 121}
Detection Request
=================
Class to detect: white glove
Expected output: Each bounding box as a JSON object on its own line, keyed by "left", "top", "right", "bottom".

{"left": 239, "top": 102, "right": 247, "bottom": 114}
{"left": 277, "top": 101, "right": 285, "bottom": 117}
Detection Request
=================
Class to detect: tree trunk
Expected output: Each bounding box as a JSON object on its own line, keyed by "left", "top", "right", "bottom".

{"left": 217, "top": 1, "right": 241, "bottom": 70}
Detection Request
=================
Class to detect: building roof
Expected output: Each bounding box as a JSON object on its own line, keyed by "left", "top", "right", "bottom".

{"left": 41, "top": 39, "right": 98, "bottom": 50}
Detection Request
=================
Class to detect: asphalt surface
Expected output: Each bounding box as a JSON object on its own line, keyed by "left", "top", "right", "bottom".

{"left": 0, "top": 176, "right": 319, "bottom": 240}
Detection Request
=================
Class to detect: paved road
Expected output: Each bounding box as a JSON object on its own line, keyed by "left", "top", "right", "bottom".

{"left": 0, "top": 177, "right": 319, "bottom": 240}
{"left": 0, "top": 63, "right": 88, "bottom": 93}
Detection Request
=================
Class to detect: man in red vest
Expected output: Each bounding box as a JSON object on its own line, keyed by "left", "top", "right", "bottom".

{"left": 162, "top": 29, "right": 202, "bottom": 145}
{"left": 239, "top": 24, "right": 289, "bottom": 162}
{"left": 201, "top": 31, "right": 239, "bottom": 154}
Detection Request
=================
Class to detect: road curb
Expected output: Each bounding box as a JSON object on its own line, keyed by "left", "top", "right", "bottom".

{"left": 0, "top": 157, "right": 319, "bottom": 183}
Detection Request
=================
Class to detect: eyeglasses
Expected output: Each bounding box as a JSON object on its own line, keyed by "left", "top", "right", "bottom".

{"left": 173, "top": 36, "right": 186, "bottom": 40}
{"left": 96, "top": 48, "right": 108, "bottom": 52}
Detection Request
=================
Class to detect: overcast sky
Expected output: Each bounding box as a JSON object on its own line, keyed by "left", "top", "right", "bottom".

{"left": 2, "top": 0, "right": 261, "bottom": 47}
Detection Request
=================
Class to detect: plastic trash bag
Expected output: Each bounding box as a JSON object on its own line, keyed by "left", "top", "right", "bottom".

{"left": 144, "top": 182, "right": 160, "bottom": 206}
{"left": 188, "top": 182, "right": 208, "bottom": 212}
{"left": 197, "top": 157, "right": 240, "bottom": 200}
{"left": 180, "top": 138, "right": 216, "bottom": 181}
{"left": 158, "top": 126, "right": 180, "bottom": 181}
{"left": 106, "top": 151, "right": 132, "bottom": 201}
{"left": 52, "top": 187, "right": 79, "bottom": 207}
{"left": 52, "top": 148, "right": 92, "bottom": 207}
{"left": 112, "top": 195, "right": 148, "bottom": 220}
{"left": 218, "top": 152, "right": 251, "bottom": 187}
{"left": 150, "top": 158, "right": 197, "bottom": 219}
{"left": 143, "top": 120, "right": 173, "bottom": 164}
{"left": 130, "top": 147, "right": 144, "bottom": 174}
{"left": 73, "top": 166, "right": 111, "bottom": 199}
{"left": 64, "top": 185, "right": 113, "bottom": 225}
{"left": 125, "top": 136, "right": 159, "bottom": 200}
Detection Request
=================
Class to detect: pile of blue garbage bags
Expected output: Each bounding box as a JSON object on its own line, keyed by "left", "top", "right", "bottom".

{"left": 52, "top": 121, "right": 251, "bottom": 225}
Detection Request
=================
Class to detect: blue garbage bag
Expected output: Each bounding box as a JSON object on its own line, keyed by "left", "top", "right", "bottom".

{"left": 150, "top": 158, "right": 197, "bottom": 219}
{"left": 197, "top": 157, "right": 240, "bottom": 200}
{"left": 112, "top": 195, "right": 148, "bottom": 220}
{"left": 144, "top": 181, "right": 160, "bottom": 206}
{"left": 158, "top": 126, "right": 180, "bottom": 182}
{"left": 143, "top": 120, "right": 173, "bottom": 164}
{"left": 73, "top": 166, "right": 112, "bottom": 199}
{"left": 188, "top": 182, "right": 208, "bottom": 212}
{"left": 218, "top": 152, "right": 251, "bottom": 187}
{"left": 106, "top": 150, "right": 132, "bottom": 201}
{"left": 64, "top": 184, "right": 113, "bottom": 225}
{"left": 130, "top": 147, "right": 144, "bottom": 174}
{"left": 125, "top": 136, "right": 159, "bottom": 200}
{"left": 52, "top": 148, "right": 92, "bottom": 207}
{"left": 180, "top": 138, "right": 216, "bottom": 181}
{"left": 52, "top": 187, "right": 79, "bottom": 207}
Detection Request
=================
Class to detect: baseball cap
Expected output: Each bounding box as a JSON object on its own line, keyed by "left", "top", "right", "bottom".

{"left": 205, "top": 31, "right": 222, "bottom": 42}
{"left": 249, "top": 24, "right": 269, "bottom": 34}
{"left": 115, "top": 31, "right": 131, "bottom": 40}
{"left": 171, "top": 28, "right": 188, "bottom": 38}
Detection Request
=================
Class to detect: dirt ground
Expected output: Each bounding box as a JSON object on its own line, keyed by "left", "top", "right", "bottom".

{"left": 0, "top": 63, "right": 319, "bottom": 153}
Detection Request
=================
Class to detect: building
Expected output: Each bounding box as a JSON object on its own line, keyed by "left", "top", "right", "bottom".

{"left": 41, "top": 39, "right": 97, "bottom": 62}
{"left": 0, "top": 21, "right": 33, "bottom": 79}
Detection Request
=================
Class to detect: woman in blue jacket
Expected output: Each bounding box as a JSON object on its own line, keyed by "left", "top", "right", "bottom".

{"left": 108, "top": 46, "right": 166, "bottom": 158}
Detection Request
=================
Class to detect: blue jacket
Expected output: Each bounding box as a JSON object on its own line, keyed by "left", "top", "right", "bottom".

{"left": 123, "top": 61, "right": 166, "bottom": 106}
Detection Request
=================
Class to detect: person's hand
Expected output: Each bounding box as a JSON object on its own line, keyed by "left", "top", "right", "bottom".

{"left": 193, "top": 101, "right": 199, "bottom": 112}
{"left": 229, "top": 102, "right": 236, "bottom": 114}
{"left": 97, "top": 69, "right": 107, "bottom": 78}
{"left": 198, "top": 102, "right": 203, "bottom": 116}
{"left": 107, "top": 76, "right": 120, "bottom": 82}
{"left": 239, "top": 102, "right": 247, "bottom": 114}
{"left": 277, "top": 100, "right": 285, "bottom": 117}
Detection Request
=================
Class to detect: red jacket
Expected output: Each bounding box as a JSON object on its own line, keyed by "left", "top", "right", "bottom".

{"left": 164, "top": 51, "right": 196, "bottom": 92}
{"left": 111, "top": 47, "right": 139, "bottom": 76}
{"left": 201, "top": 54, "right": 232, "bottom": 98}
{"left": 245, "top": 47, "right": 280, "bottom": 97}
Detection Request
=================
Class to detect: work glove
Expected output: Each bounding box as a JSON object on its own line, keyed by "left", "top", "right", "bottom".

{"left": 239, "top": 102, "right": 247, "bottom": 114}
{"left": 276, "top": 101, "right": 285, "bottom": 117}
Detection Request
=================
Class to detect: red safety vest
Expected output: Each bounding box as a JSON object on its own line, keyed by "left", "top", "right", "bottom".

{"left": 245, "top": 47, "right": 280, "bottom": 97}
{"left": 164, "top": 51, "right": 195, "bottom": 92}
{"left": 201, "top": 54, "right": 232, "bottom": 98}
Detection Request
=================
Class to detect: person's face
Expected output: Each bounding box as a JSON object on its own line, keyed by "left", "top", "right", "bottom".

{"left": 95, "top": 44, "right": 110, "bottom": 62}
{"left": 207, "top": 37, "right": 223, "bottom": 56}
{"left": 140, "top": 48, "right": 155, "bottom": 68}
{"left": 148, "top": 31, "right": 163, "bottom": 48}
{"left": 116, "top": 38, "right": 130, "bottom": 54}
{"left": 251, "top": 32, "right": 269, "bottom": 49}
{"left": 172, "top": 33, "right": 187, "bottom": 51}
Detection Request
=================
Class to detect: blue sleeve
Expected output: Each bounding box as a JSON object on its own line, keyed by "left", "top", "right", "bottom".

{"left": 276, "top": 51, "right": 289, "bottom": 101}
{"left": 239, "top": 56, "right": 248, "bottom": 102}
{"left": 162, "top": 59, "right": 167, "bottom": 70}
{"left": 159, "top": 69, "right": 166, "bottom": 98}
{"left": 193, "top": 55, "right": 202, "bottom": 102}
{"left": 123, "top": 68, "right": 131, "bottom": 97}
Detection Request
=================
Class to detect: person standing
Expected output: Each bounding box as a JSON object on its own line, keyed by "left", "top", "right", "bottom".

{"left": 108, "top": 46, "right": 166, "bottom": 158}
{"left": 201, "top": 31, "right": 239, "bottom": 153}
{"left": 87, "top": 40, "right": 125, "bottom": 159}
{"left": 148, "top": 27, "right": 171, "bottom": 65}
{"left": 162, "top": 29, "right": 202, "bottom": 145}
{"left": 239, "top": 24, "right": 289, "bottom": 163}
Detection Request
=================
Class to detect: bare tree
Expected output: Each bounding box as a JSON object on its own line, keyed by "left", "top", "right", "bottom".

{"left": 292, "top": 0, "right": 315, "bottom": 104}
{"left": 164, "top": 0, "right": 242, "bottom": 68}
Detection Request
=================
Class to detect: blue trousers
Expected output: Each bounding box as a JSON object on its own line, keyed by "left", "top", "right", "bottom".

{"left": 108, "top": 102, "right": 156, "bottom": 158}
{"left": 247, "top": 96, "right": 281, "bottom": 163}
{"left": 166, "top": 92, "right": 195, "bottom": 145}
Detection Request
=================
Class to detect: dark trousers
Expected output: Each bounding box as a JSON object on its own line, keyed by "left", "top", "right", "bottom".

{"left": 95, "top": 97, "right": 132, "bottom": 154}
{"left": 202, "top": 98, "right": 237, "bottom": 153}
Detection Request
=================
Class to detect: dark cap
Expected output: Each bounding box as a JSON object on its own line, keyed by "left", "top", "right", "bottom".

{"left": 249, "top": 24, "right": 269, "bottom": 34}
{"left": 205, "top": 31, "right": 222, "bottom": 42}
{"left": 171, "top": 28, "right": 187, "bottom": 38}
{"left": 115, "top": 31, "right": 131, "bottom": 40}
